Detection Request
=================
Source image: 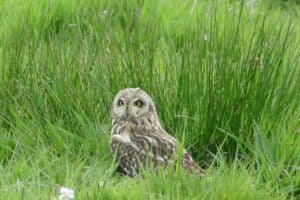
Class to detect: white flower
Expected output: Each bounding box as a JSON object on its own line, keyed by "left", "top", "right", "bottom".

{"left": 68, "top": 24, "right": 77, "bottom": 27}
{"left": 102, "top": 10, "right": 109, "bottom": 16}
{"left": 59, "top": 187, "right": 74, "bottom": 200}
{"left": 99, "top": 10, "right": 109, "bottom": 18}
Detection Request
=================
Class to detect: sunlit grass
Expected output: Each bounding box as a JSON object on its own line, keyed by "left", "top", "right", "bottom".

{"left": 0, "top": 0, "right": 299, "bottom": 199}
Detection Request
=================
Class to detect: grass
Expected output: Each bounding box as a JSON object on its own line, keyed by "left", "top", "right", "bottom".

{"left": 0, "top": 0, "right": 299, "bottom": 199}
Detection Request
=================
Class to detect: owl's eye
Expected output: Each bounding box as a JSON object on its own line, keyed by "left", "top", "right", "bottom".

{"left": 117, "top": 99, "right": 124, "bottom": 106}
{"left": 133, "top": 100, "right": 144, "bottom": 107}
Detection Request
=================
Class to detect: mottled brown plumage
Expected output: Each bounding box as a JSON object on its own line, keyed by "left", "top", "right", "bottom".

{"left": 109, "top": 88, "right": 204, "bottom": 177}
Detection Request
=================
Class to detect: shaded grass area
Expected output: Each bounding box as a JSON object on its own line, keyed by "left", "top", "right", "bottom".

{"left": 0, "top": 0, "right": 299, "bottom": 199}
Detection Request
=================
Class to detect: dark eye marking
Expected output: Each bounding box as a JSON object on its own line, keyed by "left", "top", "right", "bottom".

{"left": 133, "top": 100, "right": 144, "bottom": 107}
{"left": 117, "top": 99, "right": 124, "bottom": 106}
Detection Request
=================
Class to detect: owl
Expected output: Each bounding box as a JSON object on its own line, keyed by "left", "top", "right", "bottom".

{"left": 109, "top": 88, "right": 205, "bottom": 177}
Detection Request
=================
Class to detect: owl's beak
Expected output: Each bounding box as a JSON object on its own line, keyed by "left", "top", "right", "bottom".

{"left": 124, "top": 108, "right": 130, "bottom": 118}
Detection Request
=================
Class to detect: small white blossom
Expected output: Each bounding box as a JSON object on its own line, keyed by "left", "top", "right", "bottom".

{"left": 59, "top": 187, "right": 74, "bottom": 200}
{"left": 99, "top": 10, "right": 109, "bottom": 18}
{"left": 68, "top": 24, "right": 77, "bottom": 27}
{"left": 102, "top": 10, "right": 109, "bottom": 16}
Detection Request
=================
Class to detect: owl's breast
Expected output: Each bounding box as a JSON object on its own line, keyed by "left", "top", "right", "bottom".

{"left": 112, "top": 119, "right": 152, "bottom": 135}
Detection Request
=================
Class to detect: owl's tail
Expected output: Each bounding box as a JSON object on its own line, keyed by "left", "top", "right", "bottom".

{"left": 181, "top": 151, "right": 205, "bottom": 177}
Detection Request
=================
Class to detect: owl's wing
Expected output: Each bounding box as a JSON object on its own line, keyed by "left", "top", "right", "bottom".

{"left": 181, "top": 150, "right": 205, "bottom": 176}
{"left": 110, "top": 131, "right": 204, "bottom": 176}
{"left": 129, "top": 131, "right": 177, "bottom": 167}
{"left": 109, "top": 134, "right": 141, "bottom": 176}
{"left": 131, "top": 132, "right": 205, "bottom": 176}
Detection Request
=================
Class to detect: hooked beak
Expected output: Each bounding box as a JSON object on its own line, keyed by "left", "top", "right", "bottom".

{"left": 125, "top": 109, "right": 129, "bottom": 118}
{"left": 122, "top": 106, "right": 131, "bottom": 120}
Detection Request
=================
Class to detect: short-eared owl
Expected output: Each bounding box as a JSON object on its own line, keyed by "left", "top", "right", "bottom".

{"left": 109, "top": 88, "right": 204, "bottom": 177}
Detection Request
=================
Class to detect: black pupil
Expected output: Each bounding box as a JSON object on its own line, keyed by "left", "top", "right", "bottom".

{"left": 135, "top": 100, "right": 143, "bottom": 106}
{"left": 118, "top": 99, "right": 124, "bottom": 106}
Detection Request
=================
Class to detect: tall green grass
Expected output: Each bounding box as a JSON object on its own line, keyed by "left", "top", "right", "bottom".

{"left": 0, "top": 0, "right": 299, "bottom": 199}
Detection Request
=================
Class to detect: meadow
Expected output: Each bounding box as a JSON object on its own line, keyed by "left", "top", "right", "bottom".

{"left": 0, "top": 0, "right": 299, "bottom": 199}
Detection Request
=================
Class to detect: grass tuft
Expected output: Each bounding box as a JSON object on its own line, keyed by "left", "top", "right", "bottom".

{"left": 0, "top": 0, "right": 299, "bottom": 199}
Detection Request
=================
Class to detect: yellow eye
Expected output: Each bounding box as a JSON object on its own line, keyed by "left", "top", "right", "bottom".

{"left": 133, "top": 100, "right": 143, "bottom": 107}
{"left": 117, "top": 99, "right": 124, "bottom": 106}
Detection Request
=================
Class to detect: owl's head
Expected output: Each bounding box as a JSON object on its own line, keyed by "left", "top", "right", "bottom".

{"left": 111, "top": 88, "right": 157, "bottom": 121}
